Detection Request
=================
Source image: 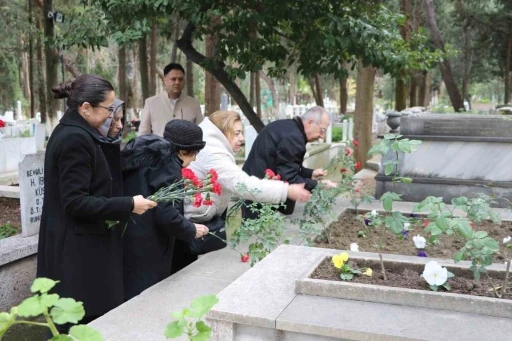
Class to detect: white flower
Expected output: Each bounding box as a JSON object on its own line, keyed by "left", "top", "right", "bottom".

{"left": 504, "top": 236, "right": 511, "bottom": 244}
{"left": 403, "top": 222, "right": 411, "bottom": 230}
{"left": 350, "top": 243, "right": 359, "bottom": 252}
{"left": 422, "top": 261, "right": 448, "bottom": 286}
{"left": 413, "top": 235, "right": 426, "bottom": 249}
{"left": 370, "top": 210, "right": 377, "bottom": 217}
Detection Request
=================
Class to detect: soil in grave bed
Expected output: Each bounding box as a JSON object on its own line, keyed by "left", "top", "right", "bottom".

{"left": 0, "top": 197, "right": 21, "bottom": 238}
{"left": 310, "top": 257, "right": 512, "bottom": 299}
{"left": 314, "top": 209, "right": 512, "bottom": 262}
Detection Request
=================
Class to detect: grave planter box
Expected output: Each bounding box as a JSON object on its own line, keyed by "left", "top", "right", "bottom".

{"left": 296, "top": 252, "right": 511, "bottom": 319}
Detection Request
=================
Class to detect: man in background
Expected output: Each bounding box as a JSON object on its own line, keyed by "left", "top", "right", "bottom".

{"left": 138, "top": 63, "right": 203, "bottom": 136}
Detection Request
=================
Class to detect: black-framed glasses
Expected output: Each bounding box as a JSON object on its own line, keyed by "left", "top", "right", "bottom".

{"left": 96, "top": 105, "right": 115, "bottom": 114}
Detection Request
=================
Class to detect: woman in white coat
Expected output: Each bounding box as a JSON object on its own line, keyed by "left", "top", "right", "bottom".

{"left": 172, "top": 111, "right": 310, "bottom": 272}
{"left": 185, "top": 111, "right": 311, "bottom": 225}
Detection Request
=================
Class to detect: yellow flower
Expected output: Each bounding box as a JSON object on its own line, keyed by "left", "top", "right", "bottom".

{"left": 363, "top": 268, "right": 373, "bottom": 277}
{"left": 332, "top": 252, "right": 349, "bottom": 269}
{"left": 340, "top": 252, "right": 349, "bottom": 262}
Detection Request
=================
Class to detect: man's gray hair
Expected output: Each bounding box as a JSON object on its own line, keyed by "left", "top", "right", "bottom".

{"left": 299, "top": 106, "right": 329, "bottom": 123}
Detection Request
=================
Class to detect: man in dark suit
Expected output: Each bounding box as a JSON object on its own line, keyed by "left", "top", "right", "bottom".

{"left": 242, "top": 106, "right": 337, "bottom": 218}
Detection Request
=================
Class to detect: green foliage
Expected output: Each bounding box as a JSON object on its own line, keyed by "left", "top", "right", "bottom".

{"left": 331, "top": 126, "right": 343, "bottom": 142}
{"left": 122, "top": 131, "right": 137, "bottom": 143}
{"left": 230, "top": 184, "right": 287, "bottom": 266}
{"left": 0, "top": 277, "right": 103, "bottom": 340}
{"left": 0, "top": 222, "right": 18, "bottom": 240}
{"left": 415, "top": 195, "right": 502, "bottom": 284}
{"left": 164, "top": 295, "right": 218, "bottom": 340}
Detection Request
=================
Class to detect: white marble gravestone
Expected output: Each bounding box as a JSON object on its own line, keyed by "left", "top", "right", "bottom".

{"left": 18, "top": 152, "right": 45, "bottom": 237}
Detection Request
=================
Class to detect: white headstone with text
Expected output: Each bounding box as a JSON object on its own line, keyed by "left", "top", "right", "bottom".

{"left": 19, "top": 152, "right": 45, "bottom": 237}
{"left": 34, "top": 124, "right": 46, "bottom": 151}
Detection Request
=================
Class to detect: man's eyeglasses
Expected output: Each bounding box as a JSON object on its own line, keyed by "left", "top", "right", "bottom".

{"left": 315, "top": 122, "right": 327, "bottom": 133}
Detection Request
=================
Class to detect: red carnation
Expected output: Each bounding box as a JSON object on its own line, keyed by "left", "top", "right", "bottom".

{"left": 241, "top": 253, "right": 250, "bottom": 262}
{"left": 182, "top": 168, "right": 196, "bottom": 180}
{"left": 423, "top": 220, "right": 430, "bottom": 227}
{"left": 353, "top": 139, "right": 359, "bottom": 147}
{"left": 208, "top": 169, "right": 219, "bottom": 182}
{"left": 203, "top": 199, "right": 214, "bottom": 206}
{"left": 264, "top": 169, "right": 276, "bottom": 179}
{"left": 355, "top": 161, "right": 361, "bottom": 171}
{"left": 340, "top": 168, "right": 348, "bottom": 173}
{"left": 345, "top": 148, "right": 353, "bottom": 157}
{"left": 193, "top": 193, "right": 203, "bottom": 207}
{"left": 212, "top": 182, "right": 222, "bottom": 195}
{"left": 275, "top": 174, "right": 281, "bottom": 180}
{"left": 0, "top": 119, "right": 5, "bottom": 128}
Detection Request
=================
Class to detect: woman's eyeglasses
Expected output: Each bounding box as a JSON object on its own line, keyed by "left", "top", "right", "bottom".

{"left": 96, "top": 105, "right": 115, "bottom": 115}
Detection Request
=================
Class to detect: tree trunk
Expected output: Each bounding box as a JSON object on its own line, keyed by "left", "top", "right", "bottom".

{"left": 289, "top": 66, "right": 296, "bottom": 105}
{"left": 44, "top": 0, "right": 59, "bottom": 121}
{"left": 139, "top": 36, "right": 150, "bottom": 102}
{"left": 250, "top": 72, "right": 257, "bottom": 107}
{"left": 21, "top": 38, "right": 31, "bottom": 103}
{"left": 339, "top": 61, "right": 348, "bottom": 115}
{"left": 354, "top": 61, "right": 376, "bottom": 167}
{"left": 260, "top": 71, "right": 279, "bottom": 118}
{"left": 130, "top": 45, "right": 140, "bottom": 112}
{"left": 423, "top": 0, "right": 465, "bottom": 111}
{"left": 177, "top": 22, "right": 264, "bottom": 131}
{"left": 35, "top": 11, "right": 46, "bottom": 120}
{"left": 149, "top": 23, "right": 158, "bottom": 96}
{"left": 60, "top": 53, "right": 81, "bottom": 78}
{"left": 28, "top": 0, "right": 35, "bottom": 118}
{"left": 395, "top": 77, "right": 408, "bottom": 111}
{"left": 255, "top": 72, "right": 262, "bottom": 119}
{"left": 409, "top": 72, "right": 418, "bottom": 107}
{"left": 118, "top": 45, "right": 127, "bottom": 102}
{"left": 171, "top": 18, "right": 180, "bottom": 63}
{"left": 308, "top": 78, "right": 319, "bottom": 105}
{"left": 204, "top": 29, "right": 220, "bottom": 116}
{"left": 505, "top": 34, "right": 512, "bottom": 104}
{"left": 395, "top": 0, "right": 411, "bottom": 112}
{"left": 314, "top": 73, "right": 324, "bottom": 107}
{"left": 418, "top": 71, "right": 432, "bottom": 107}
{"left": 186, "top": 57, "right": 194, "bottom": 97}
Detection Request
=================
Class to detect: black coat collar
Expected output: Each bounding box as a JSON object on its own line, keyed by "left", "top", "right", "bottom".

{"left": 59, "top": 108, "right": 103, "bottom": 143}
{"left": 293, "top": 116, "right": 308, "bottom": 143}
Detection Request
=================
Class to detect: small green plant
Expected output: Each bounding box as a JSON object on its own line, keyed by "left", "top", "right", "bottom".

{"left": 356, "top": 134, "right": 421, "bottom": 280}
{"left": 331, "top": 251, "right": 372, "bottom": 281}
{"left": 415, "top": 195, "right": 509, "bottom": 297}
{"left": 230, "top": 183, "right": 288, "bottom": 266}
{"left": 0, "top": 222, "right": 18, "bottom": 239}
{"left": 164, "top": 295, "right": 218, "bottom": 340}
{"left": 0, "top": 278, "right": 103, "bottom": 340}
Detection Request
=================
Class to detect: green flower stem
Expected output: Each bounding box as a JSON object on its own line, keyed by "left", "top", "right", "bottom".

{"left": 501, "top": 249, "right": 511, "bottom": 296}
{"left": 43, "top": 309, "right": 59, "bottom": 336}
{"left": 449, "top": 221, "right": 501, "bottom": 298}
{"left": 208, "top": 232, "right": 244, "bottom": 256}
{"left": 14, "top": 321, "right": 51, "bottom": 328}
{"left": 378, "top": 226, "right": 388, "bottom": 281}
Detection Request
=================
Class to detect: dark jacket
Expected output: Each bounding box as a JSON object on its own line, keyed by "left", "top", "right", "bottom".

{"left": 242, "top": 117, "right": 317, "bottom": 215}
{"left": 37, "top": 109, "right": 133, "bottom": 317}
{"left": 121, "top": 135, "right": 196, "bottom": 301}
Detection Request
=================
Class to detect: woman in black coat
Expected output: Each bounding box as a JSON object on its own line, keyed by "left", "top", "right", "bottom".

{"left": 37, "top": 75, "right": 156, "bottom": 329}
{"left": 122, "top": 120, "right": 209, "bottom": 301}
